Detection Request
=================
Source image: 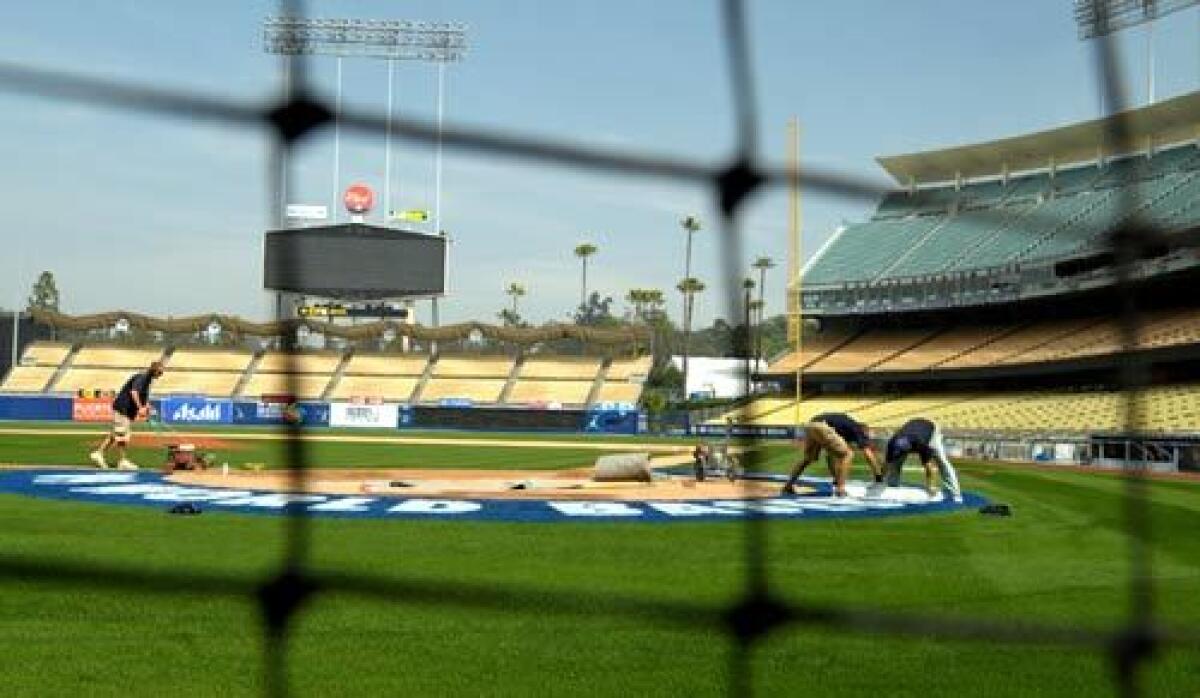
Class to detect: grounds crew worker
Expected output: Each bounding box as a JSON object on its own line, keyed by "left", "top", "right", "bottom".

{"left": 885, "top": 417, "right": 963, "bottom": 503}
{"left": 89, "top": 361, "right": 164, "bottom": 471}
{"left": 782, "top": 412, "right": 883, "bottom": 498}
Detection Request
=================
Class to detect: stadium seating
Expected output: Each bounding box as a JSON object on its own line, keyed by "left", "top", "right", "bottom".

{"left": 0, "top": 366, "right": 58, "bottom": 393}
{"left": 715, "top": 385, "right": 1200, "bottom": 434}
{"left": 871, "top": 325, "right": 1011, "bottom": 371}
{"left": 605, "top": 356, "right": 653, "bottom": 381}
{"left": 804, "top": 328, "right": 937, "bottom": 373}
{"left": 591, "top": 382, "right": 643, "bottom": 404}
{"left": 256, "top": 351, "right": 342, "bottom": 374}
{"left": 166, "top": 348, "right": 252, "bottom": 371}
{"left": 331, "top": 353, "right": 430, "bottom": 401}
{"left": 20, "top": 342, "right": 72, "bottom": 367}
{"left": 804, "top": 143, "right": 1200, "bottom": 285}
{"left": 342, "top": 353, "right": 430, "bottom": 377}
{"left": 73, "top": 346, "right": 164, "bottom": 368}
{"left": 504, "top": 356, "right": 604, "bottom": 407}
{"left": 507, "top": 380, "right": 594, "bottom": 405}
{"left": 419, "top": 378, "right": 507, "bottom": 403}
{"left": 154, "top": 370, "right": 241, "bottom": 397}
{"left": 329, "top": 376, "right": 418, "bottom": 402}
{"left": 518, "top": 356, "right": 603, "bottom": 380}
{"left": 54, "top": 368, "right": 135, "bottom": 394}
{"left": 239, "top": 372, "right": 332, "bottom": 400}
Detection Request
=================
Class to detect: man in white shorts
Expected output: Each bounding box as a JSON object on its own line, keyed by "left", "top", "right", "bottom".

{"left": 89, "top": 361, "right": 164, "bottom": 470}
{"left": 884, "top": 417, "right": 963, "bottom": 503}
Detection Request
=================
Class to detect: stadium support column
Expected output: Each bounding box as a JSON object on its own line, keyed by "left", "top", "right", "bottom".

{"left": 787, "top": 117, "right": 802, "bottom": 422}
{"left": 384, "top": 59, "right": 395, "bottom": 225}
{"left": 333, "top": 56, "right": 343, "bottom": 224}
{"left": 10, "top": 306, "right": 18, "bottom": 375}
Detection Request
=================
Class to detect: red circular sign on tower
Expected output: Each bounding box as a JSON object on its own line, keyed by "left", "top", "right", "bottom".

{"left": 343, "top": 183, "right": 375, "bottom": 214}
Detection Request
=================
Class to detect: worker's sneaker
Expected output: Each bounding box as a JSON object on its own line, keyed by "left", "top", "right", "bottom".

{"left": 116, "top": 459, "right": 139, "bottom": 471}
{"left": 88, "top": 451, "right": 108, "bottom": 469}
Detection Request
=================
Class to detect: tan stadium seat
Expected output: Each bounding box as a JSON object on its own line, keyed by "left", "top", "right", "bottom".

{"left": 256, "top": 352, "right": 342, "bottom": 374}
{"left": 330, "top": 376, "right": 418, "bottom": 401}
{"left": 21, "top": 342, "right": 72, "bottom": 367}
{"left": 420, "top": 378, "right": 506, "bottom": 403}
{"left": 807, "top": 329, "right": 936, "bottom": 373}
{"left": 154, "top": 371, "right": 241, "bottom": 397}
{"left": 940, "top": 319, "right": 1097, "bottom": 368}
{"left": 344, "top": 354, "right": 430, "bottom": 376}
{"left": 605, "top": 356, "right": 652, "bottom": 381}
{"left": 54, "top": 368, "right": 134, "bottom": 393}
{"left": 873, "top": 326, "right": 1011, "bottom": 371}
{"left": 592, "top": 382, "right": 643, "bottom": 404}
{"left": 240, "top": 373, "right": 332, "bottom": 400}
{"left": 507, "top": 380, "right": 594, "bottom": 405}
{"left": 433, "top": 356, "right": 515, "bottom": 379}
{"left": 73, "top": 346, "right": 164, "bottom": 368}
{"left": 167, "top": 349, "right": 252, "bottom": 371}
{"left": 519, "top": 356, "right": 603, "bottom": 380}
{"left": 0, "top": 366, "right": 57, "bottom": 393}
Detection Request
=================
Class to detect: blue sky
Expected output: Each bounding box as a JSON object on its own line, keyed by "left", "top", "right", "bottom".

{"left": 1, "top": 1, "right": 1197, "bottom": 326}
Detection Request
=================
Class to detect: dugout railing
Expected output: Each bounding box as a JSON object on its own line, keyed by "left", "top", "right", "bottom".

{"left": 0, "top": 2, "right": 1197, "bottom": 697}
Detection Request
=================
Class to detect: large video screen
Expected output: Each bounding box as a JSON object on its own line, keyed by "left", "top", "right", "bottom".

{"left": 264, "top": 224, "right": 446, "bottom": 297}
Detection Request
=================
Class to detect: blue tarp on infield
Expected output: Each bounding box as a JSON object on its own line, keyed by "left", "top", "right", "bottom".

{"left": 0, "top": 469, "right": 988, "bottom": 523}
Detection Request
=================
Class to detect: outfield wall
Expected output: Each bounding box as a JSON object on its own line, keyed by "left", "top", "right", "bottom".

{"left": 0, "top": 395, "right": 641, "bottom": 435}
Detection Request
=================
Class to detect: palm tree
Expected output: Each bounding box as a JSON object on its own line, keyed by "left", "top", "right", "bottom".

{"left": 675, "top": 276, "right": 706, "bottom": 398}
{"left": 505, "top": 282, "right": 526, "bottom": 315}
{"left": 574, "top": 243, "right": 598, "bottom": 310}
{"left": 625, "top": 289, "right": 646, "bottom": 320}
{"left": 751, "top": 256, "right": 775, "bottom": 362}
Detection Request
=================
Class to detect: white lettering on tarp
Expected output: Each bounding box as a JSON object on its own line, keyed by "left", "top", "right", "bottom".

{"left": 388, "top": 499, "right": 481, "bottom": 515}
{"left": 70, "top": 484, "right": 184, "bottom": 496}
{"left": 70, "top": 483, "right": 256, "bottom": 502}
{"left": 645, "top": 502, "right": 743, "bottom": 517}
{"left": 547, "top": 501, "right": 643, "bottom": 517}
{"left": 36, "top": 473, "right": 137, "bottom": 485}
{"left": 706, "top": 499, "right": 807, "bottom": 516}
{"left": 309, "top": 497, "right": 376, "bottom": 512}
{"left": 209, "top": 493, "right": 327, "bottom": 508}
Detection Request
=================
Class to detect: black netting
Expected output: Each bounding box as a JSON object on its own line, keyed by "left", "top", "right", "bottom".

{"left": 0, "top": 1, "right": 1197, "bottom": 696}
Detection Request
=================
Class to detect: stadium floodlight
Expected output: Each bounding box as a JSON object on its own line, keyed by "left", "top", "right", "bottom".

{"left": 1074, "top": 0, "right": 1199, "bottom": 106}
{"left": 263, "top": 16, "right": 468, "bottom": 244}
{"left": 1073, "top": 0, "right": 1200, "bottom": 38}
{"left": 263, "top": 17, "right": 467, "bottom": 62}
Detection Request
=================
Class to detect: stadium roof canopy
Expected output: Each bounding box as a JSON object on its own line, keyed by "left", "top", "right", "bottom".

{"left": 877, "top": 89, "right": 1200, "bottom": 186}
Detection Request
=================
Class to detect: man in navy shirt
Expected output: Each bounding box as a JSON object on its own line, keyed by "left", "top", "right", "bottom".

{"left": 885, "top": 417, "right": 962, "bottom": 503}
{"left": 782, "top": 412, "right": 883, "bottom": 497}
{"left": 89, "top": 361, "right": 164, "bottom": 470}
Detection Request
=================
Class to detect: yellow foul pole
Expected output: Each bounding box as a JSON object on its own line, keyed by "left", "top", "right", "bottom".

{"left": 787, "top": 117, "right": 802, "bottom": 425}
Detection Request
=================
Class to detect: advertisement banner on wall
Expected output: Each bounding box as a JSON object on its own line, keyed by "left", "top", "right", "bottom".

{"left": 232, "top": 401, "right": 330, "bottom": 427}
{"left": 160, "top": 397, "right": 233, "bottom": 425}
{"left": 72, "top": 397, "right": 113, "bottom": 423}
{"left": 330, "top": 402, "right": 399, "bottom": 429}
{"left": 582, "top": 409, "right": 640, "bottom": 435}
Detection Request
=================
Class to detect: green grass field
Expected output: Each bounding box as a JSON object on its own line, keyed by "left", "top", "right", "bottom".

{"left": 0, "top": 422, "right": 1198, "bottom": 696}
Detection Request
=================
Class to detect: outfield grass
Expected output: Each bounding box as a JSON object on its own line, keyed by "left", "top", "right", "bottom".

{"left": 0, "top": 427, "right": 1198, "bottom": 696}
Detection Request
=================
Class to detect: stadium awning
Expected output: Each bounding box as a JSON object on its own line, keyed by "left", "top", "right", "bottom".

{"left": 876, "top": 90, "right": 1200, "bottom": 186}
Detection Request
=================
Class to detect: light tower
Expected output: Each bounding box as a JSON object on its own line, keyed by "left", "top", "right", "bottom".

{"left": 263, "top": 17, "right": 468, "bottom": 228}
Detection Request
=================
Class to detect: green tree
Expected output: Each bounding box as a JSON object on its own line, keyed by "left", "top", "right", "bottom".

{"left": 573, "top": 291, "right": 615, "bottom": 326}
{"left": 505, "top": 282, "right": 526, "bottom": 315}
{"left": 26, "top": 271, "right": 60, "bottom": 313}
{"left": 675, "top": 276, "right": 705, "bottom": 396}
{"left": 573, "top": 242, "right": 598, "bottom": 310}
{"left": 751, "top": 256, "right": 775, "bottom": 362}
